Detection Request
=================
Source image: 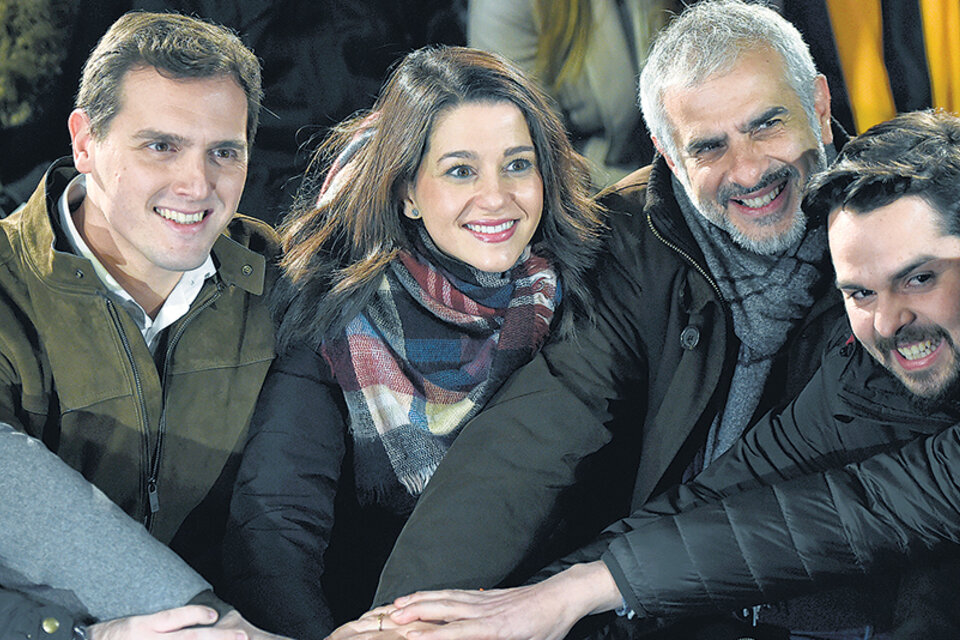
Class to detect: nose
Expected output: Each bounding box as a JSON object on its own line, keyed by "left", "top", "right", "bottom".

{"left": 475, "top": 173, "right": 507, "bottom": 211}
{"left": 726, "top": 139, "right": 767, "bottom": 190}
{"left": 172, "top": 151, "right": 213, "bottom": 200}
{"left": 873, "top": 294, "right": 915, "bottom": 338}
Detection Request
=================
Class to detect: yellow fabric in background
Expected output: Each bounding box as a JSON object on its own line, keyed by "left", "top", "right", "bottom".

{"left": 826, "top": 0, "right": 896, "bottom": 132}
{"left": 921, "top": 0, "right": 960, "bottom": 114}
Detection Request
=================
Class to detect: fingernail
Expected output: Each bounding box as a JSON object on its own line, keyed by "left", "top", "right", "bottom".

{"left": 207, "top": 608, "right": 218, "bottom": 621}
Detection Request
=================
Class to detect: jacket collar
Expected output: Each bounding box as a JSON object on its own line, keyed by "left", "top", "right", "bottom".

{"left": 21, "top": 158, "right": 265, "bottom": 296}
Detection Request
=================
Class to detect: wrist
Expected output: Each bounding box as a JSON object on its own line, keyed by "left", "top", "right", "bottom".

{"left": 550, "top": 561, "right": 623, "bottom": 620}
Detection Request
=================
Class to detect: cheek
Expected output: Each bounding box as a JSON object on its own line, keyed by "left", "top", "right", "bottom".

{"left": 845, "top": 304, "right": 874, "bottom": 342}
{"left": 933, "top": 290, "right": 960, "bottom": 334}
{"left": 683, "top": 165, "right": 719, "bottom": 200}
{"left": 217, "top": 170, "right": 248, "bottom": 203}
{"left": 525, "top": 178, "right": 544, "bottom": 219}
{"left": 415, "top": 179, "right": 460, "bottom": 220}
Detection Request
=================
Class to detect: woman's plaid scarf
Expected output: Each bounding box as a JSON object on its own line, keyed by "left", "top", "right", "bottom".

{"left": 322, "top": 236, "right": 559, "bottom": 497}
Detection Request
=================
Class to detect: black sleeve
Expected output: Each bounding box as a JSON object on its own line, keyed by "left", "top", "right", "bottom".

{"left": 0, "top": 588, "right": 80, "bottom": 640}
{"left": 604, "top": 416, "right": 960, "bottom": 620}
{"left": 222, "top": 344, "right": 347, "bottom": 639}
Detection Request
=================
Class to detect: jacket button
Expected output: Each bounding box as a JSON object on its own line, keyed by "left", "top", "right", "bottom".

{"left": 241, "top": 264, "right": 253, "bottom": 276}
{"left": 75, "top": 269, "right": 84, "bottom": 279}
{"left": 41, "top": 617, "right": 60, "bottom": 634}
{"left": 680, "top": 325, "right": 700, "bottom": 349}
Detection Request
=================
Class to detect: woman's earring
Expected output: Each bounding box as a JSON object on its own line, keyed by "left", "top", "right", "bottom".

{"left": 410, "top": 208, "right": 421, "bottom": 219}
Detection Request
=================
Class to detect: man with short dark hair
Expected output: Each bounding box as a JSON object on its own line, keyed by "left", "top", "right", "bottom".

{"left": 0, "top": 11, "right": 283, "bottom": 639}
{"left": 382, "top": 108, "right": 960, "bottom": 640}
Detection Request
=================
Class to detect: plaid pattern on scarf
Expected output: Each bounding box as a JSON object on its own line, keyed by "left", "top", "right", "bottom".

{"left": 322, "top": 241, "right": 559, "bottom": 496}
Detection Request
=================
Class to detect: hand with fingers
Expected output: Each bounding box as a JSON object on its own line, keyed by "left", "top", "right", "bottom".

{"left": 326, "top": 605, "right": 442, "bottom": 640}
{"left": 384, "top": 562, "right": 623, "bottom": 640}
{"left": 88, "top": 605, "right": 295, "bottom": 640}
{"left": 88, "top": 605, "right": 238, "bottom": 639}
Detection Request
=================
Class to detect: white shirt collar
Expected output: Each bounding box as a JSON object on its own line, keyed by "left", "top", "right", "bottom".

{"left": 58, "top": 174, "right": 216, "bottom": 353}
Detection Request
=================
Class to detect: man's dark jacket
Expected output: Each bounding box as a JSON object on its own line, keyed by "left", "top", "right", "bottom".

{"left": 0, "top": 160, "right": 277, "bottom": 573}
{"left": 375, "top": 129, "right": 847, "bottom": 602}
{"left": 564, "top": 316, "right": 960, "bottom": 634}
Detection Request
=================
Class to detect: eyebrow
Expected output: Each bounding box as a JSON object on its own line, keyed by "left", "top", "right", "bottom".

{"left": 436, "top": 145, "right": 535, "bottom": 163}
{"left": 133, "top": 130, "right": 187, "bottom": 145}
{"left": 133, "top": 129, "right": 247, "bottom": 151}
{"left": 835, "top": 255, "right": 939, "bottom": 291}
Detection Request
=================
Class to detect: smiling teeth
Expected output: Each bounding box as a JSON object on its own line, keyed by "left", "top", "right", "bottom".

{"left": 737, "top": 183, "right": 784, "bottom": 209}
{"left": 897, "top": 338, "right": 939, "bottom": 360}
{"left": 465, "top": 220, "right": 516, "bottom": 234}
{"left": 155, "top": 207, "right": 204, "bottom": 224}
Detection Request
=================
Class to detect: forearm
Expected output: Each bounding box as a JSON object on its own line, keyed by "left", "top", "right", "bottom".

{"left": 607, "top": 423, "right": 960, "bottom": 620}
{"left": 375, "top": 354, "right": 613, "bottom": 603}
{"left": 551, "top": 561, "right": 623, "bottom": 619}
{"left": 0, "top": 422, "right": 208, "bottom": 621}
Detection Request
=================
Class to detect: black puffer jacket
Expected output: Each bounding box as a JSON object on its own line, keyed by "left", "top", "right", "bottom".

{"left": 585, "top": 317, "right": 960, "bottom": 624}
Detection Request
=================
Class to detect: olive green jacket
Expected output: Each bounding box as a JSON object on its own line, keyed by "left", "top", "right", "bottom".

{"left": 0, "top": 159, "right": 277, "bottom": 555}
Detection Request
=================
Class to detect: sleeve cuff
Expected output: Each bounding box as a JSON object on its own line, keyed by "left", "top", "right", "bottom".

{"left": 187, "top": 590, "right": 234, "bottom": 620}
{"left": 602, "top": 550, "right": 646, "bottom": 619}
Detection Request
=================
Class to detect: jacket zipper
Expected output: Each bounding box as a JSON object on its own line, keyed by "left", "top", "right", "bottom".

{"left": 146, "top": 282, "right": 224, "bottom": 532}
{"left": 646, "top": 211, "right": 727, "bottom": 308}
{"left": 104, "top": 297, "right": 152, "bottom": 525}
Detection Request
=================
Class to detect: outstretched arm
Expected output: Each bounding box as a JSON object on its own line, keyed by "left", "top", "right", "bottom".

{"left": 0, "top": 422, "right": 210, "bottom": 620}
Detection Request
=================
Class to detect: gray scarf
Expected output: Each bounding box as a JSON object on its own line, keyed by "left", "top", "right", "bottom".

{"left": 674, "top": 176, "right": 828, "bottom": 465}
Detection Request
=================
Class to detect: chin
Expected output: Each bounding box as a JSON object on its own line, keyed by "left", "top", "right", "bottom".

{"left": 469, "top": 253, "right": 523, "bottom": 274}
{"left": 905, "top": 372, "right": 960, "bottom": 411}
{"left": 732, "top": 214, "right": 806, "bottom": 255}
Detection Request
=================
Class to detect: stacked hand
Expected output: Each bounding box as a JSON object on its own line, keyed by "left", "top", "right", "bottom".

{"left": 89, "top": 605, "right": 293, "bottom": 640}
{"left": 326, "top": 604, "right": 440, "bottom": 640}
{"left": 325, "top": 561, "right": 622, "bottom": 640}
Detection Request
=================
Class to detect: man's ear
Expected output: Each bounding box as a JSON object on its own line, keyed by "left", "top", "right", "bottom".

{"left": 651, "top": 135, "right": 679, "bottom": 175}
{"left": 68, "top": 109, "right": 95, "bottom": 173}
{"left": 813, "top": 74, "right": 833, "bottom": 145}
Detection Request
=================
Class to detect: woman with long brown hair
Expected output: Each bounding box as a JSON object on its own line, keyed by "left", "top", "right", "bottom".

{"left": 223, "top": 45, "right": 605, "bottom": 639}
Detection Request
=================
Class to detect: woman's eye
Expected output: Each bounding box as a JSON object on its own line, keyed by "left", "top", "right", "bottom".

{"left": 506, "top": 158, "right": 533, "bottom": 172}
{"left": 446, "top": 165, "right": 474, "bottom": 178}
